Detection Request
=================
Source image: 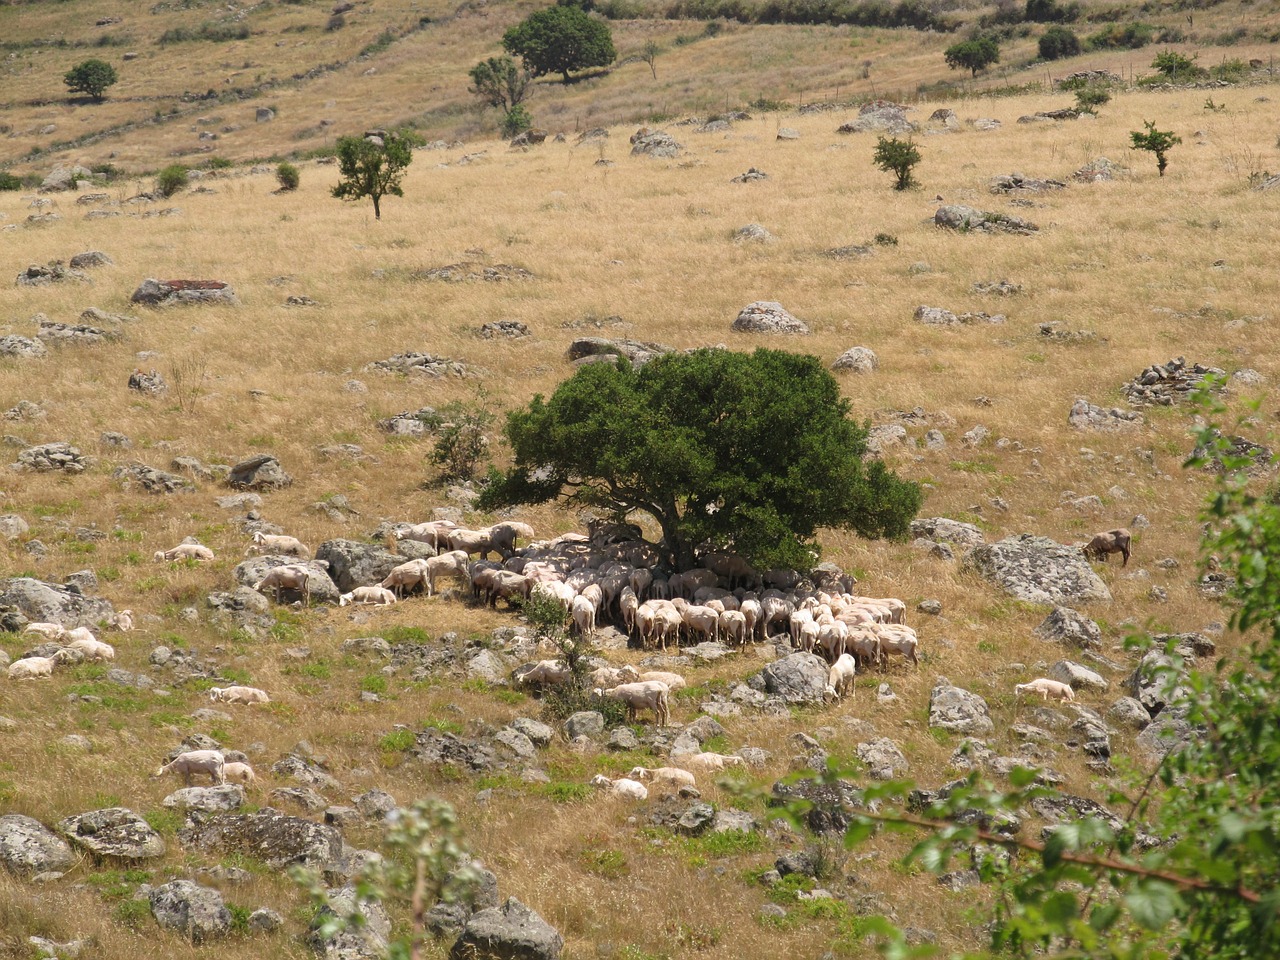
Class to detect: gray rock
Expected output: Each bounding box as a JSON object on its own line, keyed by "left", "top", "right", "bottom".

{"left": 732, "top": 301, "right": 810, "bottom": 335}
{"left": 836, "top": 100, "right": 914, "bottom": 135}
{"left": 57, "top": 808, "right": 166, "bottom": 860}
{"left": 775, "top": 850, "right": 816, "bottom": 877}
{"left": 629, "top": 129, "right": 682, "bottom": 158}
{"left": 478, "top": 320, "right": 531, "bottom": 339}
{"left": 271, "top": 787, "right": 328, "bottom": 814}
{"left": 910, "top": 517, "right": 984, "bottom": 547}
{"left": 162, "top": 785, "right": 245, "bottom": 814}
{"left": 179, "top": 809, "right": 344, "bottom": 871}
{"left": 311, "top": 885, "right": 391, "bottom": 959}
{"left": 69, "top": 251, "right": 112, "bottom": 270}
{"left": 566, "top": 337, "right": 672, "bottom": 368}
{"left": 856, "top": 738, "right": 909, "bottom": 779}
{"left": 675, "top": 802, "right": 716, "bottom": 836}
{"left": 315, "top": 539, "right": 405, "bottom": 592}
{"left": 1068, "top": 398, "right": 1143, "bottom": 431}
{"left": 450, "top": 897, "right": 564, "bottom": 960}
{"left": 150, "top": 880, "right": 231, "bottom": 942}
{"left": 1074, "top": 156, "right": 1125, "bottom": 182}
{"left": 13, "top": 442, "right": 92, "bottom": 474}
{"left": 711, "top": 808, "right": 757, "bottom": 833}
{"left": 111, "top": 461, "right": 195, "bottom": 494}
{"left": 564, "top": 712, "right": 604, "bottom": 740}
{"left": 757, "top": 653, "right": 830, "bottom": 704}
{"left": 1047, "top": 660, "right": 1109, "bottom": 692}
{"left": 1135, "top": 715, "right": 1195, "bottom": 761}
{"left": 0, "top": 335, "right": 48, "bottom": 359}
{"left": 831, "top": 346, "right": 878, "bottom": 373}
{"left": 131, "top": 278, "right": 239, "bottom": 307}
{"left": 493, "top": 727, "right": 537, "bottom": 759}
{"left": 934, "top": 204, "right": 1038, "bottom": 235}
{"left": 511, "top": 718, "right": 553, "bottom": 747}
{"left": 0, "top": 577, "right": 115, "bottom": 628}
{"left": 963, "top": 535, "right": 1112, "bottom": 605}
{"left": 0, "top": 514, "right": 29, "bottom": 540}
{"left": 1034, "top": 606, "right": 1101, "bottom": 648}
{"left": 733, "top": 222, "right": 773, "bottom": 243}
{"left": 354, "top": 789, "right": 398, "bottom": 820}
{"left": 271, "top": 754, "right": 342, "bottom": 791}
{"left": 0, "top": 815, "right": 75, "bottom": 876}
{"left": 16, "top": 262, "right": 89, "bottom": 286}
{"left": 918, "top": 599, "right": 942, "bottom": 615}
{"left": 228, "top": 454, "right": 291, "bottom": 490}
{"left": 1107, "top": 696, "right": 1151, "bottom": 730}
{"left": 929, "top": 682, "right": 994, "bottom": 735}
{"left": 248, "top": 907, "right": 283, "bottom": 932}
{"left": 606, "top": 726, "right": 641, "bottom": 751}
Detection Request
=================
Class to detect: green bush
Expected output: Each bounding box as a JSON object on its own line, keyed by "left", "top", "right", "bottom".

{"left": 1038, "top": 24, "right": 1080, "bottom": 59}
{"left": 1087, "top": 22, "right": 1154, "bottom": 49}
{"left": 64, "top": 58, "right": 119, "bottom": 101}
{"left": 1074, "top": 84, "right": 1111, "bottom": 113}
{"left": 872, "top": 136, "right": 922, "bottom": 190}
{"left": 500, "top": 104, "right": 533, "bottom": 139}
{"left": 0, "top": 171, "right": 20, "bottom": 191}
{"left": 276, "top": 161, "right": 300, "bottom": 191}
{"left": 155, "top": 164, "right": 189, "bottom": 198}
{"left": 1025, "top": 0, "right": 1078, "bottom": 22}
{"left": 1151, "top": 50, "right": 1207, "bottom": 81}
{"left": 1212, "top": 58, "right": 1250, "bottom": 82}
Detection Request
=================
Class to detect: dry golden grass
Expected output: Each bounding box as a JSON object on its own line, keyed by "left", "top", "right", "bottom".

{"left": 0, "top": 66, "right": 1279, "bottom": 958}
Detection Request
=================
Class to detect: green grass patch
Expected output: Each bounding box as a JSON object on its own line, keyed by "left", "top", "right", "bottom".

{"left": 87, "top": 869, "right": 152, "bottom": 901}
{"left": 370, "top": 626, "right": 431, "bottom": 645}
{"left": 581, "top": 847, "right": 629, "bottom": 878}
{"left": 113, "top": 898, "right": 151, "bottom": 930}
{"left": 299, "top": 660, "right": 332, "bottom": 680}
{"left": 539, "top": 781, "right": 594, "bottom": 804}
{"left": 149, "top": 711, "right": 195, "bottom": 729}
{"left": 379, "top": 729, "right": 416, "bottom": 752}
{"left": 423, "top": 717, "right": 465, "bottom": 736}
{"left": 143, "top": 809, "right": 183, "bottom": 836}
{"left": 361, "top": 674, "right": 389, "bottom": 695}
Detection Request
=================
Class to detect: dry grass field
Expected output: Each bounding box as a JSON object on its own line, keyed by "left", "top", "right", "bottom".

{"left": 2, "top": 1, "right": 1280, "bottom": 955}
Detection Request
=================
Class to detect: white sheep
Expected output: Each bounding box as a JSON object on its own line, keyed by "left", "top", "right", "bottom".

{"left": 23, "top": 622, "right": 68, "bottom": 641}
{"left": 628, "top": 766, "right": 696, "bottom": 790}
{"left": 154, "top": 749, "right": 225, "bottom": 786}
{"left": 876, "top": 624, "right": 921, "bottom": 669}
{"left": 673, "top": 752, "right": 745, "bottom": 776}
{"left": 1015, "top": 678, "right": 1077, "bottom": 702}
{"left": 595, "top": 680, "right": 670, "bottom": 726}
{"left": 246, "top": 531, "right": 311, "bottom": 559}
{"left": 395, "top": 519, "right": 458, "bottom": 549}
{"left": 828, "top": 653, "right": 857, "bottom": 699}
{"left": 209, "top": 685, "right": 271, "bottom": 705}
{"left": 339, "top": 586, "right": 398, "bottom": 606}
{"left": 7, "top": 654, "right": 66, "bottom": 680}
{"left": 637, "top": 670, "right": 687, "bottom": 691}
{"left": 222, "top": 761, "right": 256, "bottom": 788}
{"left": 424, "top": 550, "right": 471, "bottom": 596}
{"left": 447, "top": 528, "right": 494, "bottom": 558}
{"left": 154, "top": 543, "right": 215, "bottom": 562}
{"left": 718, "top": 609, "right": 748, "bottom": 646}
{"left": 680, "top": 604, "right": 721, "bottom": 645}
{"left": 514, "top": 660, "right": 572, "bottom": 687}
{"left": 590, "top": 774, "right": 648, "bottom": 801}
{"left": 66, "top": 637, "right": 115, "bottom": 662}
{"left": 570, "top": 595, "right": 596, "bottom": 638}
{"left": 254, "top": 564, "right": 312, "bottom": 604}
{"left": 108, "top": 609, "right": 135, "bottom": 632}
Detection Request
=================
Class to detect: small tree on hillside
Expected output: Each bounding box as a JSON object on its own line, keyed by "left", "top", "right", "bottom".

{"left": 64, "top": 58, "right": 118, "bottom": 102}
{"left": 1038, "top": 24, "right": 1080, "bottom": 60}
{"left": 478, "top": 348, "right": 922, "bottom": 572}
{"left": 468, "top": 56, "right": 532, "bottom": 113}
{"left": 502, "top": 5, "right": 616, "bottom": 84}
{"left": 640, "top": 40, "right": 660, "bottom": 80}
{"left": 873, "top": 136, "right": 922, "bottom": 190}
{"left": 1131, "top": 120, "right": 1181, "bottom": 176}
{"left": 944, "top": 36, "right": 1000, "bottom": 77}
{"left": 331, "top": 132, "right": 413, "bottom": 220}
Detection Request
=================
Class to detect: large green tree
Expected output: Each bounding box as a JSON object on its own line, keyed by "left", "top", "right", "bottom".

{"left": 944, "top": 36, "right": 1000, "bottom": 77}
{"left": 501, "top": 5, "right": 616, "bottom": 84}
{"left": 478, "top": 348, "right": 922, "bottom": 571}
{"left": 330, "top": 131, "right": 413, "bottom": 220}
{"left": 64, "top": 58, "right": 118, "bottom": 102}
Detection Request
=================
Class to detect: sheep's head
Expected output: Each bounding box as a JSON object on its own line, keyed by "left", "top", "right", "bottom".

{"left": 619, "top": 665, "right": 640, "bottom": 682}
{"left": 338, "top": 593, "right": 352, "bottom": 607}
{"left": 628, "top": 766, "right": 650, "bottom": 780}
{"left": 208, "top": 688, "right": 223, "bottom": 701}
{"left": 153, "top": 550, "right": 165, "bottom": 562}
{"left": 589, "top": 774, "right": 611, "bottom": 788}
{"left": 1014, "top": 683, "right": 1029, "bottom": 696}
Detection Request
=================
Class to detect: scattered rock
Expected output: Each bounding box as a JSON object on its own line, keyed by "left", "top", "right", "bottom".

{"left": 914, "top": 305, "right": 1005, "bottom": 326}
{"left": 756, "top": 653, "right": 830, "bottom": 704}
{"left": 1073, "top": 157, "right": 1125, "bottom": 183}
{"left": 367, "top": 352, "right": 470, "bottom": 378}
{"left": 130, "top": 279, "right": 239, "bottom": 306}
{"left": 733, "top": 222, "right": 773, "bottom": 243}
{"left": 909, "top": 518, "right": 984, "bottom": 547}
{"left": 831, "top": 346, "right": 878, "bottom": 373}
{"left": 0, "top": 335, "right": 48, "bottom": 360}
{"left": 566, "top": 337, "right": 672, "bottom": 367}
{"left": 413, "top": 263, "right": 533, "bottom": 283}
{"left": 478, "top": 320, "right": 530, "bottom": 339}
{"left": 856, "top": 738, "right": 909, "bottom": 779}
{"left": 1122, "top": 357, "right": 1225, "bottom": 408}
{"left": 964, "top": 535, "right": 1112, "bottom": 605}
{"left": 13, "top": 442, "right": 91, "bottom": 473}
{"left": 836, "top": 100, "right": 914, "bottom": 135}
{"left": 450, "top": 897, "right": 564, "bottom": 960}
{"left": 929, "top": 681, "right": 995, "bottom": 735}
{"left": 16, "top": 262, "right": 90, "bottom": 286}
{"left": 1033, "top": 607, "right": 1102, "bottom": 649}
{"left": 57, "top": 808, "right": 166, "bottom": 860}
{"left": 178, "top": 809, "right": 344, "bottom": 871}
{"left": 1068, "top": 398, "right": 1143, "bottom": 431}
{"left": 127, "top": 369, "right": 167, "bottom": 394}
{"left": 989, "top": 172, "right": 1066, "bottom": 194}
{"left": 228, "top": 454, "right": 292, "bottom": 491}
{"left": 934, "top": 205, "right": 1038, "bottom": 235}
{"left": 731, "top": 167, "right": 769, "bottom": 183}
{"left": 0, "top": 578, "right": 114, "bottom": 628}
{"left": 0, "top": 815, "right": 75, "bottom": 877}
{"left": 315, "top": 539, "right": 405, "bottom": 592}
{"left": 69, "top": 251, "right": 112, "bottom": 269}
{"left": 1047, "top": 660, "right": 1109, "bottom": 692}
{"left": 111, "top": 462, "right": 195, "bottom": 494}
{"left": 731, "top": 301, "right": 810, "bottom": 335}
{"left": 629, "top": 129, "right": 682, "bottom": 158}
{"left": 972, "top": 279, "right": 1021, "bottom": 296}
{"left": 149, "top": 880, "right": 232, "bottom": 942}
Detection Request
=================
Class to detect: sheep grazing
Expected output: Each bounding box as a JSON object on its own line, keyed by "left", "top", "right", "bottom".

{"left": 154, "top": 749, "right": 225, "bottom": 786}
{"left": 514, "top": 659, "right": 572, "bottom": 688}
{"left": 395, "top": 519, "right": 458, "bottom": 550}
{"left": 1015, "top": 678, "right": 1077, "bottom": 702}
{"left": 108, "top": 609, "right": 134, "bottom": 632}
{"left": 66, "top": 637, "right": 115, "bottom": 662}
{"left": 339, "top": 586, "right": 398, "bottom": 606}
{"left": 595, "top": 680, "right": 670, "bottom": 726}
{"left": 7, "top": 654, "right": 64, "bottom": 680}
{"left": 570, "top": 595, "right": 597, "bottom": 638}
{"left": 208, "top": 685, "right": 271, "bottom": 705}
{"left": 380, "top": 558, "right": 432, "bottom": 598}
{"left": 254, "top": 564, "right": 312, "bottom": 605}
{"left": 637, "top": 670, "right": 686, "bottom": 691}
{"left": 154, "top": 543, "right": 215, "bottom": 562}
{"left": 828, "top": 653, "right": 857, "bottom": 699}
{"left": 246, "top": 531, "right": 311, "bottom": 559}
{"left": 222, "top": 761, "right": 256, "bottom": 788}
{"left": 1083, "top": 528, "right": 1132, "bottom": 567}
{"left": 23, "top": 622, "right": 68, "bottom": 642}
{"left": 628, "top": 766, "right": 696, "bottom": 790}
{"left": 673, "top": 752, "right": 744, "bottom": 776}
{"left": 590, "top": 664, "right": 640, "bottom": 689}
{"left": 447, "top": 528, "right": 494, "bottom": 559}
{"left": 590, "top": 774, "right": 648, "bottom": 801}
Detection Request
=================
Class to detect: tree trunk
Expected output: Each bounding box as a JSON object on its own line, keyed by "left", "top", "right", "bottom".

{"left": 562, "top": 70, "right": 572, "bottom": 84}
{"left": 372, "top": 193, "right": 381, "bottom": 219}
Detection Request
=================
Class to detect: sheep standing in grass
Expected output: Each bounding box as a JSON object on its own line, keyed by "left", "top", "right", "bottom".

{"left": 828, "top": 653, "right": 857, "bottom": 699}
{"left": 1015, "top": 678, "right": 1076, "bottom": 702}
{"left": 154, "top": 749, "right": 225, "bottom": 786}
{"left": 222, "top": 761, "right": 256, "bottom": 788}
{"left": 339, "top": 586, "right": 398, "bottom": 606}
{"left": 209, "top": 685, "right": 271, "bottom": 705}
{"left": 246, "top": 532, "right": 311, "bottom": 559}
{"left": 595, "top": 680, "right": 670, "bottom": 726}
{"left": 154, "top": 543, "right": 215, "bottom": 562}
{"left": 254, "top": 564, "right": 312, "bottom": 605}
{"left": 590, "top": 774, "right": 648, "bottom": 801}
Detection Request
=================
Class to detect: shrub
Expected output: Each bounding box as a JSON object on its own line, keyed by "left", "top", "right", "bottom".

{"left": 1151, "top": 50, "right": 1208, "bottom": 81}
{"left": 155, "top": 164, "right": 189, "bottom": 198}
{"left": 1087, "top": 22, "right": 1154, "bottom": 49}
{"left": 1131, "top": 119, "right": 1181, "bottom": 176}
{"left": 1038, "top": 25, "right": 1080, "bottom": 59}
{"left": 64, "top": 58, "right": 119, "bottom": 102}
{"left": 1212, "top": 58, "right": 1250, "bottom": 82}
{"left": 0, "top": 171, "right": 20, "bottom": 191}
{"left": 326, "top": 13, "right": 346, "bottom": 30}
{"left": 275, "top": 161, "right": 300, "bottom": 191}
{"left": 1074, "top": 84, "right": 1111, "bottom": 113}
{"left": 431, "top": 399, "right": 494, "bottom": 481}
{"left": 872, "top": 136, "right": 922, "bottom": 190}
{"left": 500, "top": 104, "right": 533, "bottom": 139}
{"left": 1025, "top": 0, "right": 1079, "bottom": 21}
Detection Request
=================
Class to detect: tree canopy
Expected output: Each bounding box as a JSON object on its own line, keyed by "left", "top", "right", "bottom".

{"left": 64, "top": 58, "right": 118, "bottom": 102}
{"left": 501, "top": 5, "right": 616, "bottom": 84}
{"left": 944, "top": 36, "right": 1000, "bottom": 76}
{"left": 330, "top": 132, "right": 413, "bottom": 220}
{"left": 468, "top": 55, "right": 532, "bottom": 113}
{"left": 477, "top": 348, "right": 922, "bottom": 571}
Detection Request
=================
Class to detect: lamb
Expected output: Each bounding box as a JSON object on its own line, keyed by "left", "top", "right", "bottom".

{"left": 254, "top": 564, "right": 313, "bottom": 605}
{"left": 1083, "top": 528, "right": 1132, "bottom": 567}
{"left": 154, "top": 543, "right": 215, "bottom": 562}
{"left": 209, "top": 685, "right": 271, "bottom": 705}
{"left": 514, "top": 659, "right": 572, "bottom": 687}
{"left": 828, "top": 653, "right": 857, "bottom": 699}
{"left": 246, "top": 531, "right": 311, "bottom": 559}
{"left": 339, "top": 586, "right": 398, "bottom": 606}
{"left": 673, "top": 752, "right": 744, "bottom": 776}
{"left": 1015, "top": 678, "right": 1077, "bottom": 702}
{"left": 66, "top": 637, "right": 115, "bottom": 662}
{"left": 628, "top": 766, "right": 696, "bottom": 790}
{"left": 23, "top": 622, "right": 68, "bottom": 641}
{"left": 222, "top": 761, "right": 256, "bottom": 788}
{"left": 596, "top": 680, "right": 670, "bottom": 726}
{"left": 589, "top": 774, "right": 649, "bottom": 801}
{"left": 154, "top": 749, "right": 225, "bottom": 786}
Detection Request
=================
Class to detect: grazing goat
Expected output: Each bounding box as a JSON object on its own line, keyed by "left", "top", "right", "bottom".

{"left": 1015, "top": 678, "right": 1076, "bottom": 702}
{"left": 254, "top": 564, "right": 312, "bottom": 605}
{"left": 1083, "top": 528, "right": 1132, "bottom": 567}
{"left": 209, "top": 685, "right": 271, "bottom": 705}
{"left": 595, "top": 680, "right": 670, "bottom": 726}
{"left": 154, "top": 749, "right": 225, "bottom": 786}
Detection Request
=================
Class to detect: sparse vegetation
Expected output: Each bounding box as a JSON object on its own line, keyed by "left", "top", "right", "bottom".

{"left": 872, "top": 135, "right": 921, "bottom": 190}
{"left": 154, "top": 163, "right": 189, "bottom": 197}
{"left": 275, "top": 161, "right": 300, "bottom": 191}
{"left": 1131, "top": 119, "right": 1182, "bottom": 175}
{"left": 331, "top": 131, "right": 413, "bottom": 220}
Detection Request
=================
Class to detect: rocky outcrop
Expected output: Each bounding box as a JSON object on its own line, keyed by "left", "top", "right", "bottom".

{"left": 831, "top": 347, "right": 878, "bottom": 374}
{"left": 934, "top": 205, "right": 1038, "bottom": 235}
{"left": 566, "top": 337, "right": 672, "bottom": 367}
{"left": 1121, "top": 357, "right": 1225, "bottom": 408}
{"left": 315, "top": 539, "right": 404, "bottom": 592}
{"left": 629, "top": 128, "right": 682, "bottom": 158}
{"left": 0, "top": 815, "right": 75, "bottom": 877}
{"left": 914, "top": 305, "right": 1005, "bottom": 326}
{"left": 12, "top": 442, "right": 92, "bottom": 473}
{"left": 1034, "top": 607, "right": 1102, "bottom": 648}
{"left": 58, "top": 808, "right": 166, "bottom": 860}
{"left": 149, "top": 880, "right": 232, "bottom": 942}
{"left": 234, "top": 557, "right": 341, "bottom": 605}
{"left": 963, "top": 535, "right": 1112, "bottom": 605}
{"left": 130, "top": 279, "right": 239, "bottom": 306}
{"left": 0, "top": 335, "right": 47, "bottom": 359}
{"left": 178, "top": 809, "right": 344, "bottom": 871}
{"left": 756, "top": 653, "right": 829, "bottom": 704}
{"left": 163, "top": 785, "right": 246, "bottom": 815}
{"left": 366, "top": 352, "right": 470, "bottom": 378}
{"left": 1068, "top": 398, "right": 1143, "bottom": 431}
{"left": 731, "top": 301, "right": 810, "bottom": 335}
{"left": 111, "top": 462, "right": 195, "bottom": 494}
{"left": 228, "top": 454, "right": 292, "bottom": 490}
{"left": 929, "top": 681, "right": 994, "bottom": 735}
{"left": 836, "top": 100, "right": 914, "bottom": 135}
{"left": 910, "top": 517, "right": 985, "bottom": 548}
{"left": 450, "top": 897, "right": 564, "bottom": 960}
{"left": 0, "top": 578, "right": 115, "bottom": 628}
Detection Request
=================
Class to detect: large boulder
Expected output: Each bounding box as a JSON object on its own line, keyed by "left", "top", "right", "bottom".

{"left": 1033, "top": 606, "right": 1101, "bottom": 649}
{"left": 234, "top": 556, "right": 341, "bottom": 605}
{"left": 57, "top": 808, "right": 166, "bottom": 860}
{"left": 756, "top": 653, "right": 829, "bottom": 704}
{"left": 0, "top": 335, "right": 47, "bottom": 359}
{"left": 149, "top": 880, "right": 232, "bottom": 942}
{"left": 311, "top": 885, "right": 392, "bottom": 959}
{"left": 228, "top": 454, "right": 292, "bottom": 490}
{"left": 1047, "top": 660, "right": 1109, "bottom": 692}
{"left": 177, "top": 809, "right": 344, "bottom": 871}
{"left": 963, "top": 535, "right": 1112, "bottom": 605}
{"left": 929, "top": 681, "right": 994, "bottom": 735}
{"left": 111, "top": 462, "right": 195, "bottom": 494}
{"left": 836, "top": 100, "right": 914, "bottom": 135}
{"left": 910, "top": 517, "right": 984, "bottom": 548}
{"left": 130, "top": 279, "right": 239, "bottom": 306}
{"left": 831, "top": 346, "right": 878, "bottom": 374}
{"left": 731, "top": 301, "right": 810, "bottom": 335}
{"left": 856, "top": 738, "right": 909, "bottom": 780}
{"left": 629, "top": 129, "right": 682, "bottom": 158}
{"left": 162, "top": 785, "right": 246, "bottom": 815}
{"left": 450, "top": 897, "right": 564, "bottom": 960}
{"left": 934, "top": 205, "right": 1038, "bottom": 235}
{"left": 0, "top": 815, "right": 75, "bottom": 877}
{"left": 315, "top": 539, "right": 404, "bottom": 592}
{"left": 566, "top": 337, "right": 672, "bottom": 367}
{"left": 0, "top": 578, "right": 115, "bottom": 628}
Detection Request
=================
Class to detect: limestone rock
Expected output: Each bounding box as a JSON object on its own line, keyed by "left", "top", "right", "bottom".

{"left": 149, "top": 880, "right": 231, "bottom": 942}
{"left": 929, "top": 682, "right": 994, "bottom": 735}
{"left": 0, "top": 577, "right": 114, "bottom": 628}
{"left": 910, "top": 517, "right": 984, "bottom": 548}
{"left": 57, "top": 808, "right": 166, "bottom": 860}
{"left": 629, "top": 129, "right": 682, "bottom": 158}
{"left": 178, "top": 809, "right": 344, "bottom": 870}
{"left": 130, "top": 279, "right": 239, "bottom": 306}
{"left": 731, "top": 301, "right": 810, "bottom": 336}
{"left": 831, "top": 346, "right": 878, "bottom": 373}
{"left": 234, "top": 556, "right": 341, "bottom": 604}
{"left": 112, "top": 462, "right": 194, "bottom": 494}
{"left": 13, "top": 442, "right": 91, "bottom": 473}
{"left": 315, "top": 539, "right": 403, "bottom": 592}
{"left": 566, "top": 337, "right": 672, "bottom": 367}
{"left": 836, "top": 100, "right": 914, "bottom": 135}
{"left": 756, "top": 653, "right": 829, "bottom": 704}
{"left": 450, "top": 897, "right": 564, "bottom": 960}
{"left": 1033, "top": 607, "right": 1102, "bottom": 649}
{"left": 1068, "top": 398, "right": 1143, "bottom": 431}
{"left": 856, "top": 738, "right": 909, "bottom": 779}
{"left": 0, "top": 815, "right": 75, "bottom": 877}
{"left": 228, "top": 454, "right": 292, "bottom": 490}
{"left": 963, "top": 535, "right": 1112, "bottom": 605}
{"left": 1047, "top": 660, "right": 1109, "bottom": 692}
{"left": 0, "top": 335, "right": 47, "bottom": 360}
{"left": 934, "top": 205, "right": 1038, "bottom": 235}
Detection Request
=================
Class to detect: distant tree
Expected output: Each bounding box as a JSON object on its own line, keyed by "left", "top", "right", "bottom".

{"left": 275, "top": 161, "right": 300, "bottom": 191}
{"left": 64, "top": 58, "right": 118, "bottom": 102}
{"left": 944, "top": 36, "right": 1000, "bottom": 77}
{"left": 468, "top": 55, "right": 532, "bottom": 113}
{"left": 872, "top": 136, "right": 922, "bottom": 190}
{"left": 502, "top": 5, "right": 616, "bottom": 84}
{"left": 1151, "top": 49, "right": 1207, "bottom": 81}
{"left": 1025, "top": 0, "right": 1079, "bottom": 21}
{"left": 1038, "top": 25, "right": 1081, "bottom": 60}
{"left": 478, "top": 348, "right": 922, "bottom": 572}
{"left": 640, "top": 40, "right": 660, "bottom": 80}
{"left": 331, "top": 132, "right": 413, "bottom": 220}
{"left": 500, "top": 104, "right": 533, "bottom": 138}
{"left": 1074, "top": 83, "right": 1111, "bottom": 113}
{"left": 1131, "top": 120, "right": 1181, "bottom": 176}
{"left": 155, "top": 164, "right": 189, "bottom": 198}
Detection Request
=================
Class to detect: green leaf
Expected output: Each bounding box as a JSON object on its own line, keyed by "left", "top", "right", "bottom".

{"left": 1125, "top": 880, "right": 1181, "bottom": 930}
